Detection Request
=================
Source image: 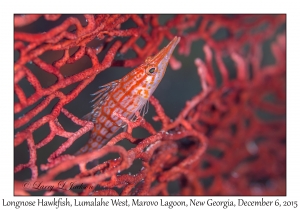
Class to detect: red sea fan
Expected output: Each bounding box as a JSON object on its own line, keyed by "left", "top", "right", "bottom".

{"left": 14, "top": 14, "right": 286, "bottom": 195}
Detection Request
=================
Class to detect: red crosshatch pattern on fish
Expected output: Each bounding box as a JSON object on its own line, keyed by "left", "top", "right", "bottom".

{"left": 75, "top": 37, "right": 181, "bottom": 155}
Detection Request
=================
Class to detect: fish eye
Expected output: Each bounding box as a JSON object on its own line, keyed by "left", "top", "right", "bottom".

{"left": 146, "top": 67, "right": 156, "bottom": 75}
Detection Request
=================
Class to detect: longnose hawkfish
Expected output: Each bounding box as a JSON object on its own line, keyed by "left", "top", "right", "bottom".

{"left": 75, "top": 36, "right": 181, "bottom": 155}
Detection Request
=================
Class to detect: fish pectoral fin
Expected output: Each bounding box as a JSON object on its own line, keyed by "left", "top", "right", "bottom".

{"left": 120, "top": 110, "right": 142, "bottom": 131}
{"left": 138, "top": 100, "right": 149, "bottom": 119}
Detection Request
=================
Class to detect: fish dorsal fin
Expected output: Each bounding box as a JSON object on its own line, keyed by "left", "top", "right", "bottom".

{"left": 82, "top": 80, "right": 119, "bottom": 121}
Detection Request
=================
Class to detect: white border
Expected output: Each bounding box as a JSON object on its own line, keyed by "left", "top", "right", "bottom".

{"left": 2, "top": 1, "right": 298, "bottom": 209}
